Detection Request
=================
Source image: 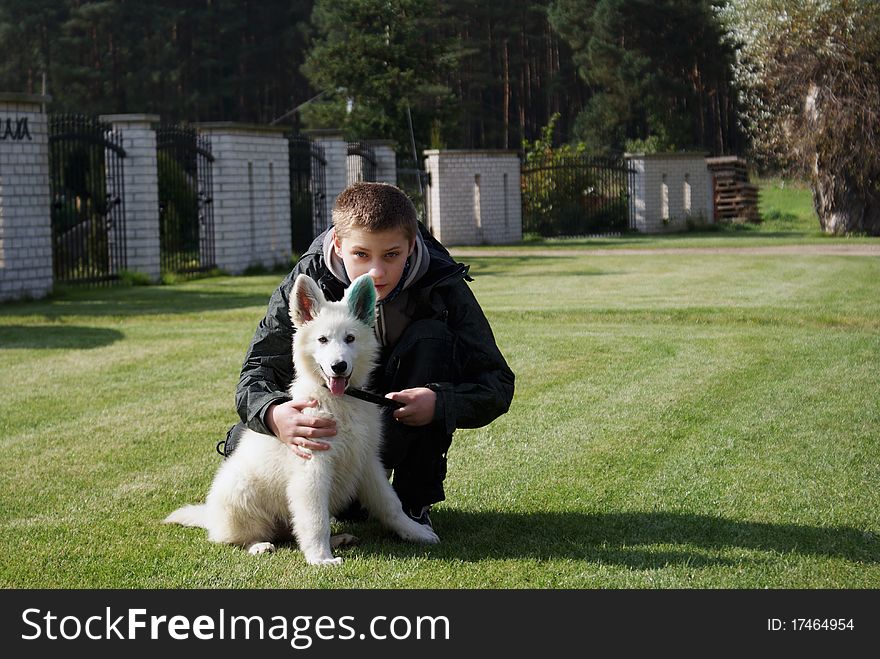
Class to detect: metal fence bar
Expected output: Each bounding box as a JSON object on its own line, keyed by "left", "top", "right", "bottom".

{"left": 49, "top": 113, "right": 127, "bottom": 285}
{"left": 310, "top": 140, "right": 328, "bottom": 239}
{"left": 105, "top": 125, "right": 127, "bottom": 278}
{"left": 156, "top": 123, "right": 215, "bottom": 276}
{"left": 396, "top": 156, "right": 430, "bottom": 223}
{"left": 288, "top": 134, "right": 328, "bottom": 253}
{"left": 288, "top": 135, "right": 311, "bottom": 253}
{"left": 521, "top": 153, "right": 635, "bottom": 237}
{"left": 197, "top": 132, "right": 216, "bottom": 269}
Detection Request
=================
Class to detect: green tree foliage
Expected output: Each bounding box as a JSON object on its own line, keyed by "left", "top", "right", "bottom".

{"left": 0, "top": 0, "right": 66, "bottom": 93}
{"left": 301, "top": 0, "right": 454, "bottom": 149}
{"left": 725, "top": 0, "right": 880, "bottom": 235}
{"left": 521, "top": 113, "right": 629, "bottom": 235}
{"left": 0, "top": 0, "right": 313, "bottom": 122}
{"left": 436, "top": 1, "right": 588, "bottom": 150}
{"left": 0, "top": 0, "right": 747, "bottom": 157}
{"left": 0, "top": 1, "right": 591, "bottom": 152}
{"left": 301, "top": 0, "right": 591, "bottom": 153}
{"left": 549, "top": 0, "right": 740, "bottom": 155}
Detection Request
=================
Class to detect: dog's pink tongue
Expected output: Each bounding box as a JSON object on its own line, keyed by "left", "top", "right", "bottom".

{"left": 329, "top": 377, "right": 347, "bottom": 396}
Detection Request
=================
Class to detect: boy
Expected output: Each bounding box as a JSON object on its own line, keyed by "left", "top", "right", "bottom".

{"left": 227, "top": 182, "right": 514, "bottom": 533}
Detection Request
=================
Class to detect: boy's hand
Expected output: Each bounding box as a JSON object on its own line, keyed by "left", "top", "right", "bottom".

{"left": 386, "top": 388, "right": 436, "bottom": 427}
{"left": 266, "top": 400, "right": 336, "bottom": 460}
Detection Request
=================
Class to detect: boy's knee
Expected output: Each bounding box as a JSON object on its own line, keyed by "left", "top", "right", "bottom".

{"left": 390, "top": 446, "right": 451, "bottom": 512}
{"left": 382, "top": 425, "right": 452, "bottom": 511}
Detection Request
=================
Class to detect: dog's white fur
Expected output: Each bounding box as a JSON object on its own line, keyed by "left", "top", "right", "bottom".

{"left": 164, "top": 273, "right": 439, "bottom": 565}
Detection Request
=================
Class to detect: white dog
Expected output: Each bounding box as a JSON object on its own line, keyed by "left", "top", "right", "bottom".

{"left": 165, "top": 273, "right": 439, "bottom": 565}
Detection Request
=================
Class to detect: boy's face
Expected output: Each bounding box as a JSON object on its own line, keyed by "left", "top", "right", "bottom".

{"left": 333, "top": 227, "right": 414, "bottom": 300}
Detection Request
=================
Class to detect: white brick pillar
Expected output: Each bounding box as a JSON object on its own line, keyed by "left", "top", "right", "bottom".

{"left": 423, "top": 150, "right": 522, "bottom": 246}
{"left": 100, "top": 114, "right": 162, "bottom": 281}
{"left": 368, "top": 140, "right": 397, "bottom": 185}
{"left": 0, "top": 93, "right": 53, "bottom": 302}
{"left": 197, "top": 123, "right": 291, "bottom": 274}
{"left": 304, "top": 129, "right": 347, "bottom": 231}
{"left": 624, "top": 152, "right": 713, "bottom": 233}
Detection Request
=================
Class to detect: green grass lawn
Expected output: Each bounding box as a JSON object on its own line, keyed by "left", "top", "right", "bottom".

{"left": 1, "top": 232, "right": 879, "bottom": 587}
{"left": 756, "top": 177, "right": 818, "bottom": 231}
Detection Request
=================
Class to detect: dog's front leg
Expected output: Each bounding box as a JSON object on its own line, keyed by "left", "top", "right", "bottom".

{"left": 287, "top": 477, "right": 341, "bottom": 566}
{"left": 358, "top": 460, "right": 440, "bottom": 545}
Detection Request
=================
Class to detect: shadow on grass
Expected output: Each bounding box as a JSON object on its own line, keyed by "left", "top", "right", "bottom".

{"left": 0, "top": 325, "right": 124, "bottom": 349}
{"left": 361, "top": 511, "right": 879, "bottom": 568}
{"left": 1, "top": 286, "right": 273, "bottom": 319}
{"left": 464, "top": 255, "right": 621, "bottom": 278}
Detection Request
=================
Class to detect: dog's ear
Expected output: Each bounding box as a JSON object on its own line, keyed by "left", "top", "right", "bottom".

{"left": 290, "top": 274, "right": 324, "bottom": 328}
{"left": 346, "top": 274, "right": 377, "bottom": 327}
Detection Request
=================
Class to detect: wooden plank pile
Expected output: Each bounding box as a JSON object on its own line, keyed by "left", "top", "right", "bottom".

{"left": 706, "top": 156, "right": 761, "bottom": 222}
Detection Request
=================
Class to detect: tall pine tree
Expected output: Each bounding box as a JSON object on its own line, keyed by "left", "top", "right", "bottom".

{"left": 550, "top": 0, "right": 740, "bottom": 154}
{"left": 301, "top": 0, "right": 455, "bottom": 152}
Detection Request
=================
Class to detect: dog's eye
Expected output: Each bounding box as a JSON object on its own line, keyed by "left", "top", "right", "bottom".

{"left": 345, "top": 334, "right": 355, "bottom": 344}
{"left": 317, "top": 336, "right": 328, "bottom": 344}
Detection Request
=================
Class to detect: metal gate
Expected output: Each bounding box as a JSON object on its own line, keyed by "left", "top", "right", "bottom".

{"left": 288, "top": 135, "right": 327, "bottom": 253}
{"left": 521, "top": 154, "right": 635, "bottom": 236}
{"left": 156, "top": 124, "right": 215, "bottom": 275}
{"left": 346, "top": 141, "right": 377, "bottom": 184}
{"left": 48, "top": 114, "right": 127, "bottom": 284}
{"left": 396, "top": 156, "right": 430, "bottom": 223}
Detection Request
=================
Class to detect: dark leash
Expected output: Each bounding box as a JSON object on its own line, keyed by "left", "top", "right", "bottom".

{"left": 217, "top": 388, "right": 404, "bottom": 457}
{"left": 344, "top": 387, "right": 405, "bottom": 409}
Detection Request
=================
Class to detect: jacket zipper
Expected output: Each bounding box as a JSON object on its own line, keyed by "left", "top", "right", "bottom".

{"left": 376, "top": 305, "right": 387, "bottom": 346}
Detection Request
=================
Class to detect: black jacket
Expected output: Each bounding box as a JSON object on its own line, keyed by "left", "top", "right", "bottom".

{"left": 236, "top": 223, "right": 515, "bottom": 437}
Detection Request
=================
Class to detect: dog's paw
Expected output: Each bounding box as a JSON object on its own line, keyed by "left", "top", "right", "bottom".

{"left": 307, "top": 556, "right": 344, "bottom": 566}
{"left": 418, "top": 528, "right": 441, "bottom": 544}
{"left": 247, "top": 541, "right": 277, "bottom": 555}
{"left": 401, "top": 524, "right": 440, "bottom": 545}
{"left": 330, "top": 533, "right": 360, "bottom": 549}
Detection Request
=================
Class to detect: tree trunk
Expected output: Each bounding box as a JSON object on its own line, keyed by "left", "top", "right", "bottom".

{"left": 812, "top": 157, "right": 880, "bottom": 235}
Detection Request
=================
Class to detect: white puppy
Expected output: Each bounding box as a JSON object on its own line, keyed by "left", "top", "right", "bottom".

{"left": 165, "top": 273, "right": 439, "bottom": 565}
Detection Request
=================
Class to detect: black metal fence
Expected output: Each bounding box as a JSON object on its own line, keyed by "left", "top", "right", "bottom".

{"left": 521, "top": 155, "right": 635, "bottom": 236}
{"left": 346, "top": 141, "right": 377, "bottom": 184}
{"left": 396, "top": 156, "right": 430, "bottom": 223}
{"left": 48, "top": 114, "right": 127, "bottom": 284}
{"left": 156, "top": 124, "right": 215, "bottom": 275}
{"left": 288, "top": 135, "right": 328, "bottom": 253}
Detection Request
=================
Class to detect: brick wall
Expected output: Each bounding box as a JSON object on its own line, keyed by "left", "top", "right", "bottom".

{"left": 423, "top": 150, "right": 522, "bottom": 246}
{"left": 101, "top": 115, "right": 162, "bottom": 281}
{"left": 0, "top": 93, "right": 53, "bottom": 302}
{"left": 625, "top": 152, "right": 714, "bottom": 232}
{"left": 369, "top": 140, "right": 397, "bottom": 185}
{"left": 0, "top": 105, "right": 532, "bottom": 301}
{"left": 198, "top": 123, "right": 292, "bottom": 274}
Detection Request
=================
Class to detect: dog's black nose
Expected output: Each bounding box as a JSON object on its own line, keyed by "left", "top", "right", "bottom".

{"left": 331, "top": 361, "right": 348, "bottom": 374}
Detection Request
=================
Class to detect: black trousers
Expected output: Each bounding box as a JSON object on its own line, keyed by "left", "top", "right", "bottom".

{"left": 221, "top": 319, "right": 455, "bottom": 514}
{"left": 376, "top": 319, "right": 455, "bottom": 513}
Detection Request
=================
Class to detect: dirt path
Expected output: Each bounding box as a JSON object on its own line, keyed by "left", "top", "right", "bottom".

{"left": 449, "top": 243, "right": 880, "bottom": 258}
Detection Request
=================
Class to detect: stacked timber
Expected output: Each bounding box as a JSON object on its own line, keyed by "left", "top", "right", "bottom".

{"left": 706, "top": 156, "right": 761, "bottom": 222}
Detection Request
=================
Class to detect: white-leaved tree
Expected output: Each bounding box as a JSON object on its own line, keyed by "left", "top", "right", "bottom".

{"left": 724, "top": 0, "right": 880, "bottom": 234}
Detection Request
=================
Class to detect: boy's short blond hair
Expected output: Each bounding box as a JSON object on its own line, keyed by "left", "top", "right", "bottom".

{"left": 332, "top": 182, "right": 418, "bottom": 242}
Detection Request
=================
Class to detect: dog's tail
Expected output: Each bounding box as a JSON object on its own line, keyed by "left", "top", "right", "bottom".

{"left": 163, "top": 504, "right": 208, "bottom": 528}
